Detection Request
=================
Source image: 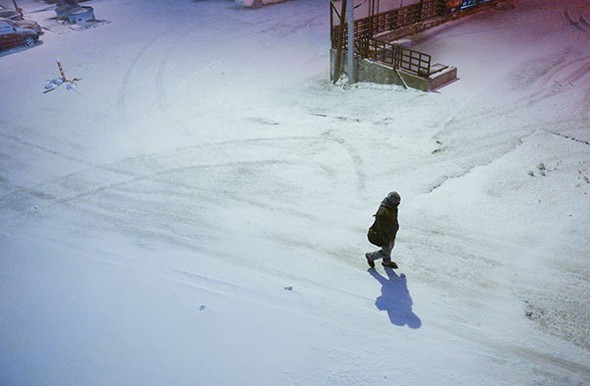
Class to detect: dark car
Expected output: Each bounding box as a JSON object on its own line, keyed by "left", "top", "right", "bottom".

{"left": 0, "top": 18, "right": 39, "bottom": 49}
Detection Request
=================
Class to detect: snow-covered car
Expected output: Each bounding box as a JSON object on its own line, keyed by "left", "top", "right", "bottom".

{"left": 0, "top": 18, "right": 39, "bottom": 49}
{"left": 0, "top": 18, "right": 42, "bottom": 35}
{"left": 235, "top": 0, "right": 288, "bottom": 9}
{"left": 0, "top": 5, "right": 23, "bottom": 20}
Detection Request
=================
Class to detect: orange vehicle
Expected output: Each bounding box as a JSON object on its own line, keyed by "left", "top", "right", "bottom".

{"left": 0, "top": 18, "right": 38, "bottom": 49}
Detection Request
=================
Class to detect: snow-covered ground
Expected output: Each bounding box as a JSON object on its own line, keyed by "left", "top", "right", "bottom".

{"left": 1, "top": 0, "right": 589, "bottom": 384}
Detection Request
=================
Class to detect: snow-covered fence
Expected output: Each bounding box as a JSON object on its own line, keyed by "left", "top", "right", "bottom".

{"left": 330, "top": 0, "right": 497, "bottom": 49}
{"left": 330, "top": 0, "right": 444, "bottom": 45}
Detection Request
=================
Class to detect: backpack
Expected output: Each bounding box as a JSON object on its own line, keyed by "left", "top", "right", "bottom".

{"left": 367, "top": 216, "right": 388, "bottom": 247}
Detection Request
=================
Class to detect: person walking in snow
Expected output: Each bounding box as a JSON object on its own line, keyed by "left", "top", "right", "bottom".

{"left": 366, "top": 191, "right": 401, "bottom": 269}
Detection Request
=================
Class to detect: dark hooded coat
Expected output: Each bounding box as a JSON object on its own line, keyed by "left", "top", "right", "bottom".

{"left": 367, "top": 199, "right": 399, "bottom": 247}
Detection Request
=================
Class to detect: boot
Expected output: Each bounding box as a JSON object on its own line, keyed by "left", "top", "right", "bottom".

{"left": 382, "top": 259, "right": 398, "bottom": 269}
{"left": 365, "top": 252, "right": 375, "bottom": 268}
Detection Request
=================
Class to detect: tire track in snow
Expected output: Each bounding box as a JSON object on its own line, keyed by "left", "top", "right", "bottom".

{"left": 0, "top": 135, "right": 368, "bottom": 235}
{"left": 562, "top": 9, "right": 587, "bottom": 32}
{"left": 581, "top": 85, "right": 590, "bottom": 120}
{"left": 0, "top": 129, "right": 94, "bottom": 168}
{"left": 426, "top": 85, "right": 589, "bottom": 195}
{"left": 320, "top": 130, "right": 367, "bottom": 195}
{"left": 526, "top": 53, "right": 590, "bottom": 108}
{"left": 429, "top": 39, "right": 590, "bottom": 190}
{"left": 154, "top": 23, "right": 195, "bottom": 111}
{"left": 155, "top": 42, "right": 173, "bottom": 111}
{"left": 560, "top": 6, "right": 590, "bottom": 133}
{"left": 115, "top": 36, "right": 163, "bottom": 120}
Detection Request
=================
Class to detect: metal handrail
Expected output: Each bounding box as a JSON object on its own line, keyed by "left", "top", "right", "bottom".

{"left": 359, "top": 37, "right": 432, "bottom": 77}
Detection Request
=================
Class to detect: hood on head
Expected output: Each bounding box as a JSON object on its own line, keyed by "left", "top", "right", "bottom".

{"left": 382, "top": 191, "right": 401, "bottom": 206}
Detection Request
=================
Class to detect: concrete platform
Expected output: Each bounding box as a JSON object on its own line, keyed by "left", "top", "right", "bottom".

{"left": 331, "top": 50, "right": 458, "bottom": 91}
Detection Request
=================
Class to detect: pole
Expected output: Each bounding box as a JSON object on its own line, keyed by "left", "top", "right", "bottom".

{"left": 11, "top": 0, "right": 22, "bottom": 16}
{"left": 347, "top": 0, "right": 355, "bottom": 84}
{"left": 332, "top": 0, "right": 347, "bottom": 83}
{"left": 56, "top": 59, "right": 68, "bottom": 82}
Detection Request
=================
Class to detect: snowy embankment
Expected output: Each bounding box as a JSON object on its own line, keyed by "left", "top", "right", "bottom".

{"left": 1, "top": 0, "right": 589, "bottom": 385}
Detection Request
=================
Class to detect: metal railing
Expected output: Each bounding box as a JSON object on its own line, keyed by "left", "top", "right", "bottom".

{"left": 359, "top": 37, "right": 432, "bottom": 77}
{"left": 330, "top": 0, "right": 445, "bottom": 46}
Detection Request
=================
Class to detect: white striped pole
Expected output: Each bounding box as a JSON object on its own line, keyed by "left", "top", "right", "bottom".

{"left": 56, "top": 59, "right": 68, "bottom": 82}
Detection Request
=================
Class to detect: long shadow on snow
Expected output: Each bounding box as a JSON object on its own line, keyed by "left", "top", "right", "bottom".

{"left": 369, "top": 267, "right": 421, "bottom": 329}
